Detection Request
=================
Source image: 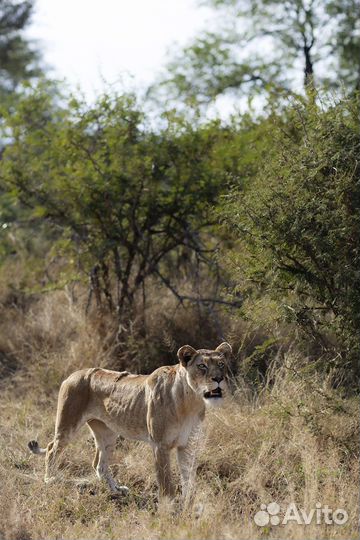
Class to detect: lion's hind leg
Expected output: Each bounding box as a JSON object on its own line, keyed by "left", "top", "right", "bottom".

{"left": 87, "top": 419, "right": 129, "bottom": 495}
{"left": 44, "top": 436, "right": 70, "bottom": 483}
{"left": 28, "top": 436, "right": 69, "bottom": 483}
{"left": 28, "top": 369, "right": 94, "bottom": 485}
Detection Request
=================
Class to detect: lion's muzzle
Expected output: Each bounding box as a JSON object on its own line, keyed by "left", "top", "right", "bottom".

{"left": 203, "top": 387, "right": 223, "bottom": 399}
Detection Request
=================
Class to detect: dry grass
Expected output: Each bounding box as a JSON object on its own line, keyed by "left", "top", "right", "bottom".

{"left": 0, "top": 289, "right": 358, "bottom": 540}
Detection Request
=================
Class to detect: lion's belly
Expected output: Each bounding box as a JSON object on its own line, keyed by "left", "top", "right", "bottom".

{"left": 87, "top": 384, "right": 150, "bottom": 441}
{"left": 115, "top": 425, "right": 150, "bottom": 443}
{"left": 108, "top": 397, "right": 147, "bottom": 433}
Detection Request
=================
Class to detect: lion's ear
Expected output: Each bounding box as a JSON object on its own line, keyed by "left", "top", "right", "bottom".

{"left": 177, "top": 345, "right": 197, "bottom": 367}
{"left": 215, "top": 342, "right": 232, "bottom": 358}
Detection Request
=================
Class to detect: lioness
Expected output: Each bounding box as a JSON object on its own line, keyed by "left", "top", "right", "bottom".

{"left": 28, "top": 342, "right": 232, "bottom": 502}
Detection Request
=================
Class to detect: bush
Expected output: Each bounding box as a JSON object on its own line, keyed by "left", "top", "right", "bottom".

{"left": 0, "top": 84, "right": 231, "bottom": 317}
{"left": 222, "top": 94, "right": 360, "bottom": 383}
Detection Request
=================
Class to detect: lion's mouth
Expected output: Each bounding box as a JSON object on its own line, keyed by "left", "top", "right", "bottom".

{"left": 203, "top": 387, "right": 222, "bottom": 399}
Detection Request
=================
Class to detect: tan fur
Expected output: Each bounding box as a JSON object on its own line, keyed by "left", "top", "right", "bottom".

{"left": 28, "top": 342, "right": 232, "bottom": 503}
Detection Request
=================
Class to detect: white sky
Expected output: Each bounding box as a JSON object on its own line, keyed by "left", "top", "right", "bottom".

{"left": 28, "top": 0, "right": 211, "bottom": 99}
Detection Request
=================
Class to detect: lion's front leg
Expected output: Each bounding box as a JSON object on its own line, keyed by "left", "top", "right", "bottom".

{"left": 177, "top": 424, "right": 204, "bottom": 507}
{"left": 153, "top": 445, "right": 174, "bottom": 500}
{"left": 177, "top": 445, "right": 198, "bottom": 507}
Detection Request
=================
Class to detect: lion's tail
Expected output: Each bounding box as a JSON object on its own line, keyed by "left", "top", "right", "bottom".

{"left": 28, "top": 440, "right": 46, "bottom": 456}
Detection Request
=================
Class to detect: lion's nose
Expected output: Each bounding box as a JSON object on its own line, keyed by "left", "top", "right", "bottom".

{"left": 212, "top": 376, "right": 223, "bottom": 384}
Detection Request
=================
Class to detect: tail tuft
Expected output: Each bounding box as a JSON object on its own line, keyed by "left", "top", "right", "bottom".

{"left": 28, "top": 440, "right": 46, "bottom": 455}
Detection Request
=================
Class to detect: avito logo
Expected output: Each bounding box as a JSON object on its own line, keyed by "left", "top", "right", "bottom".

{"left": 254, "top": 502, "right": 348, "bottom": 526}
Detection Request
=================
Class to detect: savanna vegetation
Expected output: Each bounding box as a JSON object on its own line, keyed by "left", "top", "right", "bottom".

{"left": 0, "top": 0, "right": 359, "bottom": 539}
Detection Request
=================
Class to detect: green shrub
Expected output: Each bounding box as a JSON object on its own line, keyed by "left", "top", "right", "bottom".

{"left": 0, "top": 85, "right": 231, "bottom": 315}
{"left": 222, "top": 94, "right": 360, "bottom": 383}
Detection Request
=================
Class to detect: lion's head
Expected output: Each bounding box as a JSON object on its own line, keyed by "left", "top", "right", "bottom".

{"left": 177, "top": 342, "right": 232, "bottom": 406}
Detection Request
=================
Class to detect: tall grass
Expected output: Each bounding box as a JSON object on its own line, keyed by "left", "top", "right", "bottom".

{"left": 0, "top": 286, "right": 358, "bottom": 540}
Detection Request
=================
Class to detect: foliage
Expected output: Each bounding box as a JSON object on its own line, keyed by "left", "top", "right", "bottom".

{"left": 222, "top": 93, "right": 360, "bottom": 381}
{"left": 327, "top": 0, "right": 360, "bottom": 91}
{"left": 160, "top": 0, "right": 360, "bottom": 104}
{"left": 0, "top": 85, "right": 235, "bottom": 315}
{"left": 0, "top": 0, "right": 42, "bottom": 96}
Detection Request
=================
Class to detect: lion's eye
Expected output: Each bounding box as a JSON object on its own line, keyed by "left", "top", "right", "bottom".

{"left": 218, "top": 362, "right": 225, "bottom": 368}
{"left": 197, "top": 363, "right": 207, "bottom": 370}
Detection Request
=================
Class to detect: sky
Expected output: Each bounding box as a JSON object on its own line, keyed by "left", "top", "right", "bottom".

{"left": 27, "top": 0, "right": 211, "bottom": 100}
